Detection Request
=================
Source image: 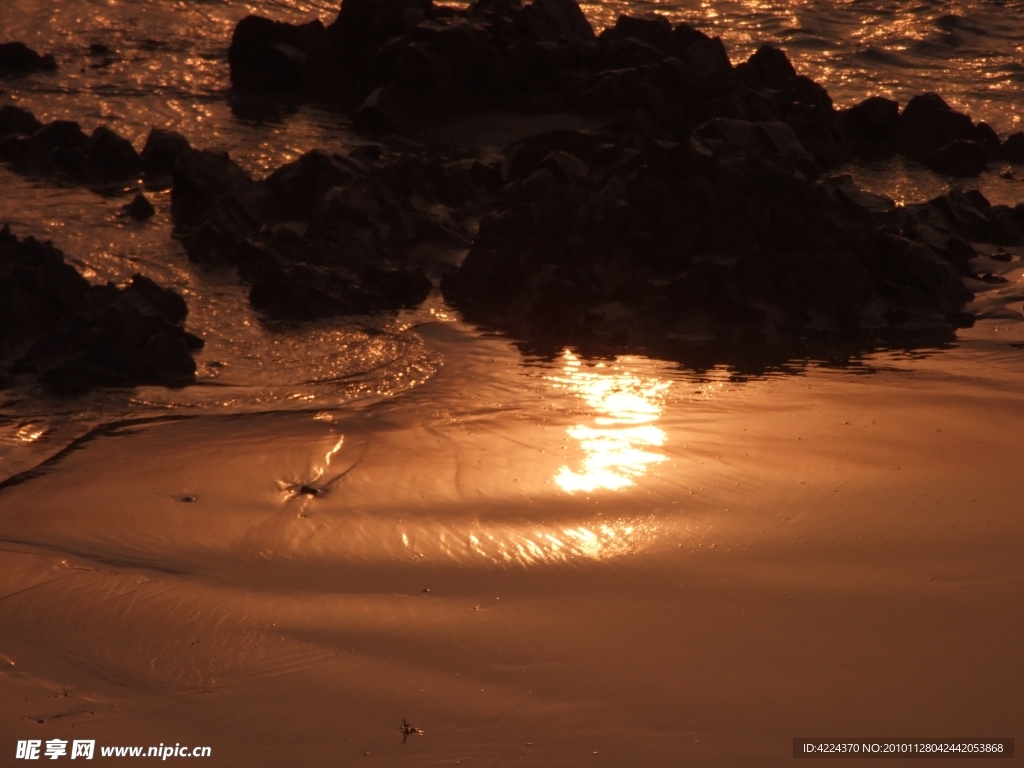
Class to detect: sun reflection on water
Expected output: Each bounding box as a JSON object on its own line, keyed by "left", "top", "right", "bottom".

{"left": 416, "top": 516, "right": 662, "bottom": 565}
{"left": 548, "top": 350, "right": 670, "bottom": 493}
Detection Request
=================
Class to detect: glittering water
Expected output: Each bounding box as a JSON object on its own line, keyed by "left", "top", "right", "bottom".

{"left": 1, "top": 0, "right": 1023, "bottom": 475}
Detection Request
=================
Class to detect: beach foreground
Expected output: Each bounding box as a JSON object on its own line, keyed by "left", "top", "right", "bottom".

{"left": 2, "top": 318, "right": 1022, "bottom": 766}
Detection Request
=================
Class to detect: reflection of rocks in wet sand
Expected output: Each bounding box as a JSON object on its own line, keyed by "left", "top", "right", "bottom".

{"left": 0, "top": 226, "right": 203, "bottom": 394}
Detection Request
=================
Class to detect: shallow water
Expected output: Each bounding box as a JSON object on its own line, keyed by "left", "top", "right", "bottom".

{"left": 2, "top": 0, "right": 1024, "bottom": 762}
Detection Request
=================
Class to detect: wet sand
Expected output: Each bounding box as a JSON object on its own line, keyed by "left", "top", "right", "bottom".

{"left": 2, "top": 315, "right": 1023, "bottom": 766}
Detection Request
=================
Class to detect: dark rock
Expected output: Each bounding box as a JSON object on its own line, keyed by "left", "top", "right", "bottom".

{"left": 742, "top": 44, "right": 796, "bottom": 89}
{"left": 228, "top": 15, "right": 327, "bottom": 91}
{"left": 86, "top": 125, "right": 142, "bottom": 181}
{"left": 7, "top": 120, "right": 89, "bottom": 179}
{"left": 609, "top": 14, "right": 672, "bottom": 55}
{"left": 895, "top": 93, "right": 973, "bottom": 161}
{"left": 125, "top": 192, "right": 156, "bottom": 220}
{"left": 838, "top": 96, "right": 899, "bottom": 152}
{"left": 967, "top": 122, "right": 1001, "bottom": 158}
{"left": 925, "top": 139, "right": 987, "bottom": 177}
{"left": 362, "top": 265, "right": 433, "bottom": 306}
{"left": 267, "top": 148, "right": 360, "bottom": 217}
{"left": 1002, "top": 132, "right": 1024, "bottom": 163}
{"left": 513, "top": 0, "right": 595, "bottom": 46}
{"left": 184, "top": 181, "right": 282, "bottom": 264}
{"left": 0, "top": 105, "right": 43, "bottom": 139}
{"left": 249, "top": 261, "right": 431, "bottom": 320}
{"left": 0, "top": 226, "right": 201, "bottom": 394}
{"left": 141, "top": 127, "right": 192, "bottom": 177}
{"left": 0, "top": 42, "right": 56, "bottom": 74}
{"left": 3, "top": 120, "right": 141, "bottom": 184}
{"left": 170, "top": 149, "right": 252, "bottom": 233}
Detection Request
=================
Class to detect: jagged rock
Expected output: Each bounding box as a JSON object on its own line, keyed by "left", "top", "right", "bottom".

{"left": 141, "top": 127, "right": 192, "bottom": 177}
{"left": 170, "top": 149, "right": 253, "bottom": 232}
{"left": 3, "top": 119, "right": 142, "bottom": 184}
{"left": 0, "top": 42, "right": 56, "bottom": 74}
{"left": 1002, "top": 132, "right": 1024, "bottom": 163}
{"left": 267, "top": 148, "right": 361, "bottom": 217}
{"left": 440, "top": 120, "right": 1023, "bottom": 347}
{"left": 6, "top": 120, "right": 89, "bottom": 178}
{"left": 741, "top": 44, "right": 796, "bottom": 89}
{"left": 249, "top": 261, "right": 430, "bottom": 319}
{"left": 125, "top": 192, "right": 156, "bottom": 220}
{"left": 513, "top": 0, "right": 595, "bottom": 46}
{"left": 838, "top": 96, "right": 899, "bottom": 153}
{"left": 926, "top": 139, "right": 987, "bottom": 177}
{"left": 86, "top": 125, "right": 143, "bottom": 181}
{"left": 228, "top": 15, "right": 327, "bottom": 90}
{"left": 0, "top": 105, "right": 42, "bottom": 139}
{"left": 0, "top": 226, "right": 201, "bottom": 394}
{"left": 184, "top": 180, "right": 282, "bottom": 264}
{"left": 895, "top": 93, "right": 973, "bottom": 162}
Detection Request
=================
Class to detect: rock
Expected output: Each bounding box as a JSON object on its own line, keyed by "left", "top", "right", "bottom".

{"left": 838, "top": 96, "right": 899, "bottom": 153}
{"left": 183, "top": 180, "right": 281, "bottom": 264}
{"left": 353, "top": 83, "right": 417, "bottom": 134}
{"left": 362, "top": 265, "right": 433, "bottom": 307}
{"left": 0, "top": 42, "right": 56, "bottom": 74}
{"left": 608, "top": 14, "right": 672, "bottom": 55}
{"left": 7, "top": 120, "right": 89, "bottom": 179}
{"left": 895, "top": 93, "right": 973, "bottom": 161}
{"left": 249, "top": 261, "right": 431, "bottom": 319}
{"left": 513, "top": 0, "right": 595, "bottom": 46}
{"left": 0, "top": 226, "right": 201, "bottom": 394}
{"left": 1002, "top": 132, "right": 1024, "bottom": 163}
{"left": 0, "top": 105, "right": 42, "bottom": 139}
{"left": 229, "top": 15, "right": 327, "bottom": 91}
{"left": 170, "top": 149, "right": 253, "bottom": 233}
{"left": 3, "top": 120, "right": 141, "bottom": 184}
{"left": 926, "top": 138, "right": 987, "bottom": 177}
{"left": 141, "top": 127, "right": 192, "bottom": 177}
{"left": 741, "top": 44, "right": 796, "bottom": 89}
{"left": 125, "top": 192, "right": 156, "bottom": 220}
{"left": 86, "top": 125, "right": 142, "bottom": 181}
{"left": 266, "top": 148, "right": 361, "bottom": 217}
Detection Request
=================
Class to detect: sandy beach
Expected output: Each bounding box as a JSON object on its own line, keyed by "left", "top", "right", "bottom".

{"left": 3, "top": 313, "right": 1023, "bottom": 765}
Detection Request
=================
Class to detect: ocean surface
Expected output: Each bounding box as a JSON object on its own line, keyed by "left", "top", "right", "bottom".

{"left": 1, "top": 0, "right": 1023, "bottom": 462}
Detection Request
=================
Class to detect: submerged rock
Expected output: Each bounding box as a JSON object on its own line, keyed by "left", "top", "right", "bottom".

{"left": 0, "top": 226, "right": 202, "bottom": 394}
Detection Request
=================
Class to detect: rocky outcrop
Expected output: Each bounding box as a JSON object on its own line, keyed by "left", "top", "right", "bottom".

{"left": 0, "top": 226, "right": 203, "bottom": 394}
{"left": 0, "top": 42, "right": 56, "bottom": 75}
{"left": 0, "top": 106, "right": 197, "bottom": 190}
{"left": 0, "top": 114, "right": 143, "bottom": 186}
{"left": 227, "top": 0, "right": 1023, "bottom": 181}
{"left": 167, "top": 141, "right": 493, "bottom": 320}
{"left": 440, "top": 125, "right": 1023, "bottom": 347}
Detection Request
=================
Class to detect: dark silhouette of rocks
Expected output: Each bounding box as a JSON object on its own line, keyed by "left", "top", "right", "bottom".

{"left": 0, "top": 42, "right": 56, "bottom": 75}
{"left": 0, "top": 117, "right": 142, "bottom": 186}
{"left": 125, "top": 192, "right": 156, "bottom": 220}
{"left": 167, "top": 140, "right": 483, "bottom": 320}
{"left": 226, "top": 0, "right": 1022, "bottom": 182}
{"left": 0, "top": 105, "right": 43, "bottom": 139}
{"left": 0, "top": 226, "right": 202, "bottom": 394}
{"left": 440, "top": 125, "right": 1024, "bottom": 346}
{"left": 0, "top": 107, "right": 197, "bottom": 193}
{"left": 141, "top": 127, "right": 192, "bottom": 178}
